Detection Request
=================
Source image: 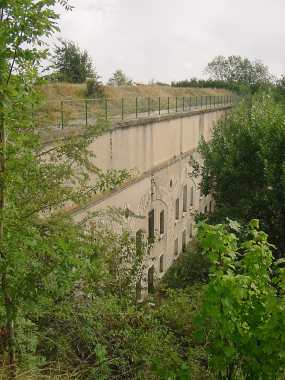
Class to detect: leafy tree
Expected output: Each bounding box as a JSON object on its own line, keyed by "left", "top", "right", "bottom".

{"left": 52, "top": 39, "right": 96, "bottom": 83}
{"left": 196, "top": 220, "right": 285, "bottom": 379}
{"left": 0, "top": 1, "right": 126, "bottom": 378}
{"left": 198, "top": 93, "right": 285, "bottom": 255}
{"left": 108, "top": 69, "right": 133, "bottom": 86}
{"left": 274, "top": 75, "right": 285, "bottom": 105}
{"left": 205, "top": 56, "right": 272, "bottom": 92}
{"left": 0, "top": 1, "right": 71, "bottom": 375}
{"left": 277, "top": 75, "right": 285, "bottom": 93}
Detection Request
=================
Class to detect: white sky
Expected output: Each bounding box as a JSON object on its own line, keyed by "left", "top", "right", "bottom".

{"left": 55, "top": 0, "right": 285, "bottom": 84}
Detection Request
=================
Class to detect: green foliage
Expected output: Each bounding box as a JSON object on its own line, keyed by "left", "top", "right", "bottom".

{"left": 205, "top": 55, "right": 272, "bottom": 93}
{"left": 171, "top": 78, "right": 240, "bottom": 93}
{"left": 0, "top": 1, "right": 129, "bottom": 377}
{"left": 52, "top": 39, "right": 96, "bottom": 83}
{"left": 86, "top": 76, "right": 103, "bottom": 97}
{"left": 37, "top": 295, "right": 188, "bottom": 380}
{"left": 199, "top": 93, "right": 285, "bottom": 254}
{"left": 172, "top": 56, "right": 273, "bottom": 94}
{"left": 163, "top": 241, "right": 210, "bottom": 289}
{"left": 108, "top": 69, "right": 133, "bottom": 87}
{"left": 196, "top": 220, "right": 285, "bottom": 379}
{"left": 23, "top": 229, "right": 195, "bottom": 380}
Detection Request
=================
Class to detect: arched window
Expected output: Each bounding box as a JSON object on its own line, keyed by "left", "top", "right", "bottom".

{"left": 174, "top": 238, "right": 178, "bottom": 256}
{"left": 136, "top": 229, "right": 144, "bottom": 255}
{"left": 183, "top": 185, "right": 187, "bottom": 212}
{"left": 190, "top": 187, "right": 194, "bottom": 206}
{"left": 189, "top": 223, "right": 193, "bottom": 238}
{"left": 182, "top": 230, "right": 186, "bottom": 251}
{"left": 160, "top": 210, "right": 165, "bottom": 234}
{"left": 148, "top": 265, "right": 155, "bottom": 293}
{"left": 159, "top": 255, "right": 164, "bottom": 273}
{"left": 148, "top": 209, "right": 155, "bottom": 244}
{"left": 175, "top": 199, "right": 180, "bottom": 220}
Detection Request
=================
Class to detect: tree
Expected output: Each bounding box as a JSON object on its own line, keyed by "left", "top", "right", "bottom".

{"left": 0, "top": 2, "right": 125, "bottom": 378}
{"left": 52, "top": 39, "right": 95, "bottom": 83}
{"left": 196, "top": 220, "right": 285, "bottom": 379}
{"left": 205, "top": 56, "right": 272, "bottom": 92}
{"left": 198, "top": 93, "right": 285, "bottom": 255}
{"left": 108, "top": 69, "right": 133, "bottom": 86}
{"left": 275, "top": 75, "right": 285, "bottom": 102}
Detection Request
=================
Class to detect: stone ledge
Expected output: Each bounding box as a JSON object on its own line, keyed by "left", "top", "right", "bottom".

{"left": 111, "top": 105, "right": 232, "bottom": 130}
{"left": 69, "top": 148, "right": 197, "bottom": 219}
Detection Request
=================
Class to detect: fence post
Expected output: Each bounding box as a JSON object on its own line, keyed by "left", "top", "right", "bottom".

{"left": 121, "top": 98, "right": 124, "bottom": 120}
{"left": 158, "top": 97, "right": 161, "bottom": 115}
{"left": 85, "top": 100, "right": 88, "bottom": 126}
{"left": 167, "top": 97, "right": 170, "bottom": 113}
{"left": 206, "top": 96, "right": 208, "bottom": 109}
{"left": 105, "top": 98, "right": 108, "bottom": 121}
{"left": 136, "top": 97, "right": 138, "bottom": 118}
{"left": 175, "top": 97, "right": 178, "bottom": 112}
{"left": 182, "top": 96, "right": 185, "bottom": 112}
{"left": 196, "top": 96, "right": 198, "bottom": 107}
{"left": 214, "top": 96, "right": 216, "bottom": 108}
{"left": 210, "top": 96, "right": 212, "bottom": 108}
{"left": 61, "top": 101, "right": 64, "bottom": 129}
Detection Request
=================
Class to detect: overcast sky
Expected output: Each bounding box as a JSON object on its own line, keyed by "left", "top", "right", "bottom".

{"left": 55, "top": 0, "right": 285, "bottom": 84}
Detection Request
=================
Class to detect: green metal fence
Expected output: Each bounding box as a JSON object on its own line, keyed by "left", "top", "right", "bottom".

{"left": 33, "top": 95, "right": 234, "bottom": 129}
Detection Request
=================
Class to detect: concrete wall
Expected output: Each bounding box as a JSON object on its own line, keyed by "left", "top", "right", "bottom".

{"left": 88, "top": 108, "right": 225, "bottom": 174}
{"left": 72, "top": 107, "right": 228, "bottom": 296}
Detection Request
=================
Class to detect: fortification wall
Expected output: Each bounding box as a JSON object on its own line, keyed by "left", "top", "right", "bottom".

{"left": 88, "top": 108, "right": 226, "bottom": 174}
{"left": 72, "top": 106, "right": 229, "bottom": 296}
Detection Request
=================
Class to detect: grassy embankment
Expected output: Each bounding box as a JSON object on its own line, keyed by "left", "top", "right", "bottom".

{"left": 40, "top": 82, "right": 232, "bottom": 100}
{"left": 36, "top": 83, "right": 233, "bottom": 129}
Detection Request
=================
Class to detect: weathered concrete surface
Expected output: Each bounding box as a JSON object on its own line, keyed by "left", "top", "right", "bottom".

{"left": 88, "top": 107, "right": 227, "bottom": 174}
{"left": 72, "top": 106, "right": 230, "bottom": 295}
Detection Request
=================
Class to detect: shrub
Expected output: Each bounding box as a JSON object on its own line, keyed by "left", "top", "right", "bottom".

{"left": 162, "top": 242, "right": 211, "bottom": 289}
{"left": 86, "top": 77, "right": 103, "bottom": 98}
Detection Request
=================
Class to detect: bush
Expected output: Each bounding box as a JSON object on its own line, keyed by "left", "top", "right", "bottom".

{"left": 196, "top": 220, "right": 285, "bottom": 379}
{"left": 162, "top": 242, "right": 211, "bottom": 289}
{"left": 86, "top": 77, "right": 103, "bottom": 98}
{"left": 37, "top": 295, "right": 189, "bottom": 380}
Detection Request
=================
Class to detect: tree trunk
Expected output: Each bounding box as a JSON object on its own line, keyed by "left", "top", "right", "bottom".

{"left": 1, "top": 8, "right": 17, "bottom": 378}
{"left": 0, "top": 71, "right": 15, "bottom": 379}
{"left": 5, "top": 302, "right": 16, "bottom": 380}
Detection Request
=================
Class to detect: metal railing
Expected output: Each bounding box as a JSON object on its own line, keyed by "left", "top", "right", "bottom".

{"left": 33, "top": 95, "right": 234, "bottom": 129}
